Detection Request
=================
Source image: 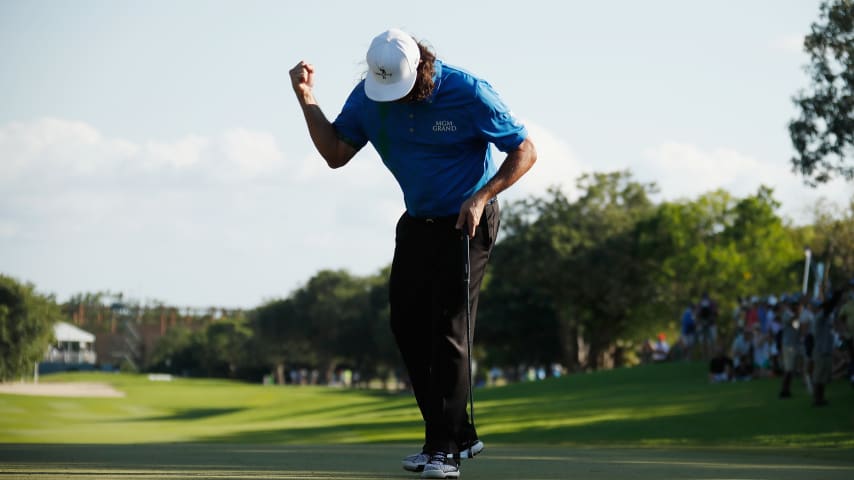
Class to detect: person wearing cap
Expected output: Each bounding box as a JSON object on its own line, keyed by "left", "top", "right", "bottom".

{"left": 289, "top": 29, "right": 536, "bottom": 479}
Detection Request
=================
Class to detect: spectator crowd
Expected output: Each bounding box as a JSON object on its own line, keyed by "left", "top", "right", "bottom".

{"left": 662, "top": 282, "right": 854, "bottom": 407}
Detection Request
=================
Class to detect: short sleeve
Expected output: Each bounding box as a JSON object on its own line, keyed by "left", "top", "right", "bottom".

{"left": 332, "top": 82, "right": 369, "bottom": 150}
{"left": 471, "top": 80, "right": 528, "bottom": 153}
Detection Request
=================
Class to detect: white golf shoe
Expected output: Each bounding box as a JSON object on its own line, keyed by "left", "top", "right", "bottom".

{"left": 402, "top": 451, "right": 431, "bottom": 472}
{"left": 421, "top": 452, "right": 460, "bottom": 479}
{"left": 402, "top": 440, "right": 483, "bottom": 472}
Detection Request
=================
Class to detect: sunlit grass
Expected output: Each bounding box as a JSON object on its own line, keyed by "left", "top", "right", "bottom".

{"left": 1, "top": 362, "right": 852, "bottom": 448}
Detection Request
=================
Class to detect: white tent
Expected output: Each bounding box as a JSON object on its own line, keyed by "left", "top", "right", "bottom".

{"left": 45, "top": 322, "right": 97, "bottom": 366}
{"left": 53, "top": 322, "right": 95, "bottom": 344}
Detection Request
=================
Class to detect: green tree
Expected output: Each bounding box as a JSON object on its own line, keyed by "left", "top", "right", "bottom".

{"left": 481, "top": 171, "right": 659, "bottom": 371}
{"left": 800, "top": 196, "right": 854, "bottom": 291}
{"left": 560, "top": 172, "right": 659, "bottom": 369}
{"left": 0, "top": 275, "right": 62, "bottom": 381}
{"left": 201, "top": 314, "right": 253, "bottom": 378}
{"left": 479, "top": 251, "right": 562, "bottom": 370}
{"left": 480, "top": 187, "right": 579, "bottom": 371}
{"left": 145, "top": 325, "right": 205, "bottom": 376}
{"left": 354, "top": 268, "right": 399, "bottom": 387}
{"left": 251, "top": 269, "right": 399, "bottom": 386}
{"left": 252, "top": 296, "right": 313, "bottom": 384}
{"left": 292, "top": 270, "right": 400, "bottom": 380}
{"left": 789, "top": 0, "right": 854, "bottom": 185}
{"left": 642, "top": 186, "right": 801, "bottom": 342}
{"left": 481, "top": 177, "right": 801, "bottom": 371}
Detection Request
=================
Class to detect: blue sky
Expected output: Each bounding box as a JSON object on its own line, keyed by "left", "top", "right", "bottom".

{"left": 1, "top": 0, "right": 850, "bottom": 308}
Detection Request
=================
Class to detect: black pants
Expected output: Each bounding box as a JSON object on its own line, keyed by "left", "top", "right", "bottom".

{"left": 389, "top": 201, "right": 499, "bottom": 455}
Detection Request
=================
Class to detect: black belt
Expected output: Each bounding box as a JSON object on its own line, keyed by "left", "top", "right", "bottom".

{"left": 408, "top": 198, "right": 496, "bottom": 224}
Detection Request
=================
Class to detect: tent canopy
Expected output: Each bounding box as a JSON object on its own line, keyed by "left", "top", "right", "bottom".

{"left": 54, "top": 322, "right": 95, "bottom": 343}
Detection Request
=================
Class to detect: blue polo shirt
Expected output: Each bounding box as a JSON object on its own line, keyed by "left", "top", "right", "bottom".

{"left": 332, "top": 60, "right": 527, "bottom": 217}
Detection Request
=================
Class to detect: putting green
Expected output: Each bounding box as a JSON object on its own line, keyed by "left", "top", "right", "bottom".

{"left": 1, "top": 443, "right": 852, "bottom": 479}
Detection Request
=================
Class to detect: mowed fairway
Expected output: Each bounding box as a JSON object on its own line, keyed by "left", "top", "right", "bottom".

{"left": 1, "top": 362, "right": 853, "bottom": 479}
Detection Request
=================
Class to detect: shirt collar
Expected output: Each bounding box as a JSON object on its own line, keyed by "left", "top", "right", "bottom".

{"left": 425, "top": 59, "right": 443, "bottom": 103}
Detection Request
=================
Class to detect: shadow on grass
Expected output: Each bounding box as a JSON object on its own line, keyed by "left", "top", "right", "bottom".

{"left": 243, "top": 396, "right": 416, "bottom": 424}
{"left": 132, "top": 407, "right": 248, "bottom": 422}
{"left": 193, "top": 419, "right": 422, "bottom": 444}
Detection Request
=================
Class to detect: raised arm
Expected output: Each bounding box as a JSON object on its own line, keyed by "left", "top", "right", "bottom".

{"left": 455, "top": 137, "right": 537, "bottom": 237}
{"left": 289, "top": 61, "right": 358, "bottom": 169}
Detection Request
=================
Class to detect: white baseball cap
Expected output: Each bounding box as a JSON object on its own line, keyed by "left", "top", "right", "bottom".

{"left": 364, "top": 29, "right": 421, "bottom": 102}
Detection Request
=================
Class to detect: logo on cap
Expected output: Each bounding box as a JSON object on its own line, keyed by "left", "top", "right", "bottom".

{"left": 364, "top": 28, "right": 420, "bottom": 102}
{"left": 375, "top": 67, "right": 393, "bottom": 80}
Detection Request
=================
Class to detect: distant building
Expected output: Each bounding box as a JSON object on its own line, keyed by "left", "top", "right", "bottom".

{"left": 41, "top": 322, "right": 97, "bottom": 374}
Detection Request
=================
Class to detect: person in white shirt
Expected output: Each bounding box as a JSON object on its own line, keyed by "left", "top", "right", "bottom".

{"left": 731, "top": 328, "right": 755, "bottom": 380}
{"left": 652, "top": 333, "right": 670, "bottom": 362}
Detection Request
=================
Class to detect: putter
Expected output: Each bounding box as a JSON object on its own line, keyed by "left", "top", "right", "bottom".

{"left": 463, "top": 231, "right": 475, "bottom": 458}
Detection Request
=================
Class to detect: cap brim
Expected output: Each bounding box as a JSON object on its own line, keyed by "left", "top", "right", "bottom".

{"left": 364, "top": 74, "right": 417, "bottom": 102}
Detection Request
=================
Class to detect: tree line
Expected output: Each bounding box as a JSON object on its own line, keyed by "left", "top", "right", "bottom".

{"left": 4, "top": 170, "right": 854, "bottom": 383}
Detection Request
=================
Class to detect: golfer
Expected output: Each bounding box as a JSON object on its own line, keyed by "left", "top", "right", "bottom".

{"left": 289, "top": 28, "right": 536, "bottom": 479}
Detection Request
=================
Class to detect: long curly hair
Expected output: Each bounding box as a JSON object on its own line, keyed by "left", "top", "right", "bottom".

{"left": 399, "top": 41, "right": 435, "bottom": 103}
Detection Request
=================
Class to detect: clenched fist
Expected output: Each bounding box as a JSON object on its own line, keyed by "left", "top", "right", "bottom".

{"left": 290, "top": 61, "right": 315, "bottom": 98}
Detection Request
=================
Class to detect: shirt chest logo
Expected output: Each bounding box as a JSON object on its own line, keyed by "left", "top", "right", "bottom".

{"left": 432, "top": 120, "right": 457, "bottom": 132}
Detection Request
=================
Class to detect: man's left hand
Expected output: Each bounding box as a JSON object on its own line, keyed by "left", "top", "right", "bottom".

{"left": 456, "top": 194, "right": 486, "bottom": 238}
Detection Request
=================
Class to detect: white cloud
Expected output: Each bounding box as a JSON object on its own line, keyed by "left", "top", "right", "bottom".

{"left": 219, "top": 129, "right": 283, "bottom": 177}
{"left": 0, "top": 117, "right": 399, "bottom": 307}
{"left": 0, "top": 118, "right": 292, "bottom": 191}
{"left": 141, "top": 136, "right": 208, "bottom": 171}
{"left": 639, "top": 141, "right": 853, "bottom": 224}
{"left": 641, "top": 142, "right": 762, "bottom": 199}
{"left": 1, "top": 118, "right": 108, "bottom": 179}
{"left": 499, "top": 120, "right": 587, "bottom": 202}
